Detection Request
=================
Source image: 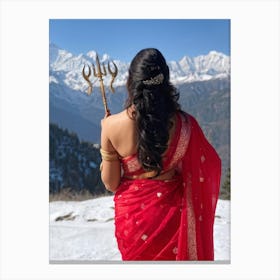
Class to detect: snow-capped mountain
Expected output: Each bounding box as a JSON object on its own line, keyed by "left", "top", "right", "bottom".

{"left": 49, "top": 43, "right": 230, "bottom": 184}
{"left": 171, "top": 50, "right": 230, "bottom": 83}
{"left": 49, "top": 43, "right": 230, "bottom": 92}
{"left": 49, "top": 43, "right": 230, "bottom": 145}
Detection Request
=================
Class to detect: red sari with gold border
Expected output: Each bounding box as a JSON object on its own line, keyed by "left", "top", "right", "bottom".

{"left": 114, "top": 112, "right": 221, "bottom": 260}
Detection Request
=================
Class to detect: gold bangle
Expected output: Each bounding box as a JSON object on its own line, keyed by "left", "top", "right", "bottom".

{"left": 100, "top": 148, "right": 119, "bottom": 161}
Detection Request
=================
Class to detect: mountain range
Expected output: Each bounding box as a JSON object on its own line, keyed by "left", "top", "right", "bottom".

{"left": 49, "top": 43, "right": 230, "bottom": 186}
{"left": 50, "top": 42, "right": 230, "bottom": 89}
{"left": 49, "top": 43, "right": 230, "bottom": 140}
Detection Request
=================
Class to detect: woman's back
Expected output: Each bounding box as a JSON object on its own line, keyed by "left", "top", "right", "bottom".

{"left": 100, "top": 48, "right": 221, "bottom": 260}
{"left": 103, "top": 107, "right": 178, "bottom": 171}
{"left": 102, "top": 108, "right": 138, "bottom": 158}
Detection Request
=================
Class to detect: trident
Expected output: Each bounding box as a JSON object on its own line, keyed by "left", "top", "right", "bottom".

{"left": 82, "top": 54, "right": 118, "bottom": 115}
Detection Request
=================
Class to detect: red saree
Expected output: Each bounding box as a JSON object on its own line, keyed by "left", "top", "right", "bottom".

{"left": 114, "top": 112, "right": 221, "bottom": 261}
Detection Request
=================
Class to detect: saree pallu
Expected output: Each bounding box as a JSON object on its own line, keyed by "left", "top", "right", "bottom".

{"left": 114, "top": 112, "right": 221, "bottom": 260}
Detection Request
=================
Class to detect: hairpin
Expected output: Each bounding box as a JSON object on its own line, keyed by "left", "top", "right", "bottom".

{"left": 142, "top": 73, "right": 164, "bottom": 86}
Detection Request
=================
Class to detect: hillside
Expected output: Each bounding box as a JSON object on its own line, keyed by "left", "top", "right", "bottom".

{"left": 50, "top": 123, "right": 230, "bottom": 199}
{"left": 49, "top": 123, "right": 106, "bottom": 196}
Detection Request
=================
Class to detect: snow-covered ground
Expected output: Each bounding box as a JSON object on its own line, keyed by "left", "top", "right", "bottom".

{"left": 49, "top": 196, "right": 230, "bottom": 262}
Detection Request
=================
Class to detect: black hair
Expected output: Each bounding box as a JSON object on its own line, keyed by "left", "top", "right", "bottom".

{"left": 125, "top": 48, "right": 181, "bottom": 176}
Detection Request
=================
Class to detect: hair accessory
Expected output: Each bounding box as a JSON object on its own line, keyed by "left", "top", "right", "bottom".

{"left": 142, "top": 73, "right": 164, "bottom": 86}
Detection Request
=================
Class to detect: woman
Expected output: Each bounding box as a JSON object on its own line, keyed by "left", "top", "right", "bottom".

{"left": 100, "top": 48, "right": 221, "bottom": 261}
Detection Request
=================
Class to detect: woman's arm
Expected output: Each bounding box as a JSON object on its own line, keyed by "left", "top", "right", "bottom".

{"left": 100, "top": 117, "right": 121, "bottom": 192}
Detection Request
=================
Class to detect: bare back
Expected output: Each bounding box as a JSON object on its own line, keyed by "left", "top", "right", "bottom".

{"left": 104, "top": 109, "right": 138, "bottom": 158}
{"left": 103, "top": 108, "right": 177, "bottom": 159}
{"left": 100, "top": 108, "right": 179, "bottom": 190}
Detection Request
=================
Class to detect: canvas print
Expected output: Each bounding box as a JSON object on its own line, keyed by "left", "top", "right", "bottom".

{"left": 49, "top": 19, "right": 230, "bottom": 262}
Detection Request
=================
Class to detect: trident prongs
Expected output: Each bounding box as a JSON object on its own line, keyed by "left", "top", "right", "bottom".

{"left": 93, "top": 54, "right": 107, "bottom": 78}
{"left": 92, "top": 63, "right": 97, "bottom": 78}
{"left": 102, "top": 63, "right": 107, "bottom": 75}
{"left": 108, "top": 61, "right": 118, "bottom": 93}
{"left": 81, "top": 52, "right": 118, "bottom": 115}
{"left": 82, "top": 64, "right": 93, "bottom": 95}
{"left": 92, "top": 53, "right": 109, "bottom": 114}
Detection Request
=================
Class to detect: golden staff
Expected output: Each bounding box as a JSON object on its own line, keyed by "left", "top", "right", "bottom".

{"left": 82, "top": 54, "right": 118, "bottom": 115}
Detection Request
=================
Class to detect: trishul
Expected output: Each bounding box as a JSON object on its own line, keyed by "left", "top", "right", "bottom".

{"left": 82, "top": 54, "right": 118, "bottom": 115}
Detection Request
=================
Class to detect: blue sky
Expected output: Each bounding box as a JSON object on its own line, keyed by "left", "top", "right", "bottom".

{"left": 49, "top": 19, "right": 230, "bottom": 62}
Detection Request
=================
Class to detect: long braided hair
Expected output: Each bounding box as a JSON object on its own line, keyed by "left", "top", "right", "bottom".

{"left": 125, "top": 48, "right": 181, "bottom": 176}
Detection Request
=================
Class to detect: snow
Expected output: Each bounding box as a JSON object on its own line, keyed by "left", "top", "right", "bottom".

{"left": 50, "top": 196, "right": 120, "bottom": 261}
{"left": 49, "top": 196, "right": 230, "bottom": 261}
{"left": 89, "top": 161, "right": 97, "bottom": 168}
{"left": 49, "top": 76, "right": 58, "bottom": 84}
{"left": 49, "top": 43, "right": 230, "bottom": 91}
{"left": 214, "top": 199, "right": 230, "bottom": 261}
{"left": 86, "top": 50, "right": 97, "bottom": 59}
